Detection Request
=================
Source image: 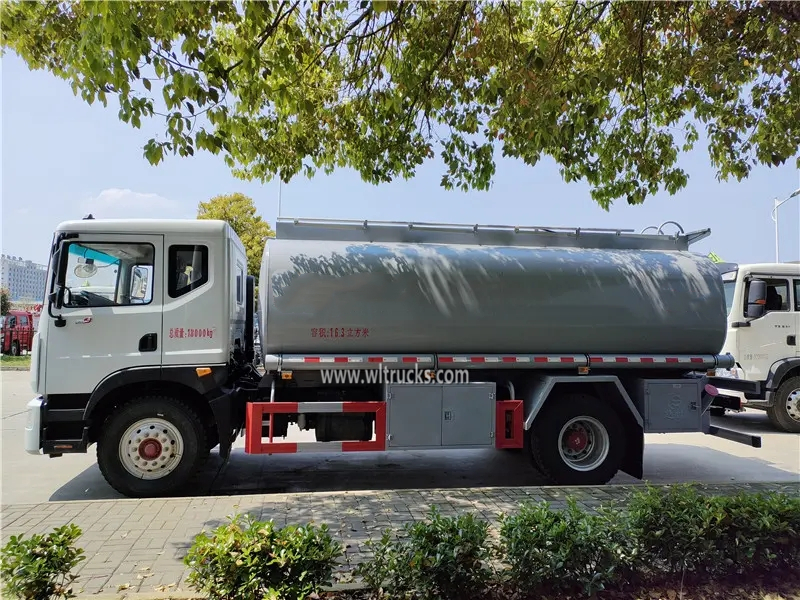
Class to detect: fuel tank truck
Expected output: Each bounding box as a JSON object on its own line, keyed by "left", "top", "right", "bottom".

{"left": 25, "top": 215, "right": 764, "bottom": 498}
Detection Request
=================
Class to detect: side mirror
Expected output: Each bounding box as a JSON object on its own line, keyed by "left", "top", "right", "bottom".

{"left": 47, "top": 285, "right": 68, "bottom": 327}
{"left": 745, "top": 279, "right": 766, "bottom": 319}
{"left": 49, "top": 285, "right": 65, "bottom": 310}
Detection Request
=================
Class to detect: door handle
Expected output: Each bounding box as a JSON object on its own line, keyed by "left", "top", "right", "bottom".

{"left": 139, "top": 333, "right": 158, "bottom": 352}
{"left": 788, "top": 335, "right": 797, "bottom": 346}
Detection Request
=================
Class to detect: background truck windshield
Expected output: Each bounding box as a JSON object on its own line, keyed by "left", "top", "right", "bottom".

{"left": 722, "top": 271, "right": 736, "bottom": 316}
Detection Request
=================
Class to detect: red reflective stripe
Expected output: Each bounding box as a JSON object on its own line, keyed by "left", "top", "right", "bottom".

{"left": 691, "top": 357, "right": 704, "bottom": 363}
{"left": 641, "top": 357, "right": 655, "bottom": 363}
{"left": 560, "top": 357, "right": 575, "bottom": 363}
{"left": 534, "top": 356, "right": 548, "bottom": 363}
{"left": 471, "top": 356, "right": 485, "bottom": 363}
{"left": 334, "top": 357, "right": 348, "bottom": 363}
{"left": 666, "top": 357, "right": 679, "bottom": 363}
{"left": 305, "top": 357, "right": 320, "bottom": 363}
{"left": 402, "top": 357, "right": 417, "bottom": 363}
{"left": 258, "top": 442, "right": 297, "bottom": 453}
{"left": 615, "top": 357, "right": 629, "bottom": 363}
{"left": 368, "top": 357, "right": 383, "bottom": 363}
{"left": 502, "top": 356, "right": 516, "bottom": 363}
{"left": 590, "top": 356, "right": 602, "bottom": 363}
{"left": 439, "top": 356, "right": 454, "bottom": 363}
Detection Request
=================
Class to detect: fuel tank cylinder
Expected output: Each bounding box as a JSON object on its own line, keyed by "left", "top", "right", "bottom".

{"left": 258, "top": 223, "right": 727, "bottom": 356}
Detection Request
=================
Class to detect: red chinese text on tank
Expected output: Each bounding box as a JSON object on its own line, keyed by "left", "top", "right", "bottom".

{"left": 311, "top": 327, "right": 369, "bottom": 339}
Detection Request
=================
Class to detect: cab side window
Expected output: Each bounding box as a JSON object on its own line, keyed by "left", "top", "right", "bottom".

{"left": 168, "top": 245, "right": 209, "bottom": 298}
{"left": 764, "top": 279, "right": 789, "bottom": 312}
{"left": 794, "top": 279, "right": 800, "bottom": 312}
{"left": 743, "top": 278, "right": 790, "bottom": 316}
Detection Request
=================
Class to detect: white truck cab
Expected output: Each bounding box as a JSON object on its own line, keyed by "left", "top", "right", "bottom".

{"left": 713, "top": 262, "right": 800, "bottom": 432}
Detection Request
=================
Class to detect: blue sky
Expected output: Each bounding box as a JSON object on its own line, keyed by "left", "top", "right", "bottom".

{"left": 3, "top": 51, "right": 799, "bottom": 267}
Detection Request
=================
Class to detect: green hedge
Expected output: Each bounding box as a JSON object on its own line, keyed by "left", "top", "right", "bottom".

{"left": 2, "top": 485, "right": 798, "bottom": 600}
{"left": 357, "top": 484, "right": 800, "bottom": 599}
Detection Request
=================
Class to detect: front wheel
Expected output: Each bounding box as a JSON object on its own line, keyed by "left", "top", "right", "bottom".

{"left": 529, "top": 393, "right": 626, "bottom": 485}
{"left": 10, "top": 341, "right": 20, "bottom": 356}
{"left": 766, "top": 376, "right": 800, "bottom": 433}
{"left": 97, "top": 396, "right": 206, "bottom": 497}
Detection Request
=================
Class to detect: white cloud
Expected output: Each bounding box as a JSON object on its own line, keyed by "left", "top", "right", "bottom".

{"left": 80, "top": 188, "right": 193, "bottom": 220}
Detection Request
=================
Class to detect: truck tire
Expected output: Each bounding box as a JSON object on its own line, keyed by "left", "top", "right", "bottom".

{"left": 766, "top": 376, "right": 800, "bottom": 433}
{"left": 97, "top": 395, "right": 207, "bottom": 497}
{"left": 10, "top": 341, "right": 20, "bottom": 356}
{"left": 529, "top": 393, "right": 625, "bottom": 485}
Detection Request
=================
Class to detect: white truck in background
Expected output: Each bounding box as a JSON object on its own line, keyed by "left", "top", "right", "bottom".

{"left": 711, "top": 262, "right": 800, "bottom": 432}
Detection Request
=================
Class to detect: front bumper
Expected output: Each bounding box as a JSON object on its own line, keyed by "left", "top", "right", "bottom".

{"left": 24, "top": 397, "right": 43, "bottom": 455}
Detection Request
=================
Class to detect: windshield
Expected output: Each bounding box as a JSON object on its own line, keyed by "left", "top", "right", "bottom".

{"left": 723, "top": 281, "right": 736, "bottom": 316}
{"left": 61, "top": 241, "right": 155, "bottom": 307}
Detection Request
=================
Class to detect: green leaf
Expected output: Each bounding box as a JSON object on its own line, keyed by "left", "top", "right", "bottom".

{"left": 2, "top": 0, "right": 798, "bottom": 207}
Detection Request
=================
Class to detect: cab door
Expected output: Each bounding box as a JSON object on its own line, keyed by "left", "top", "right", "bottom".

{"left": 43, "top": 234, "right": 164, "bottom": 396}
{"left": 793, "top": 278, "right": 800, "bottom": 358}
{"left": 738, "top": 275, "right": 797, "bottom": 382}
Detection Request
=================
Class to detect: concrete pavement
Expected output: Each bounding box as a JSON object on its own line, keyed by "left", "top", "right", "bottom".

{"left": 3, "top": 481, "right": 799, "bottom": 597}
{"left": 3, "top": 369, "right": 800, "bottom": 505}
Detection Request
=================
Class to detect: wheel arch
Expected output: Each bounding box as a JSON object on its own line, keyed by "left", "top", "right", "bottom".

{"left": 766, "top": 358, "right": 800, "bottom": 392}
{"left": 84, "top": 366, "right": 230, "bottom": 448}
{"left": 521, "top": 375, "right": 643, "bottom": 430}
{"left": 518, "top": 375, "right": 644, "bottom": 479}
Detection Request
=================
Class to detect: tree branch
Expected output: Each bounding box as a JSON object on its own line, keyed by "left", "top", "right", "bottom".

{"left": 763, "top": 0, "right": 800, "bottom": 23}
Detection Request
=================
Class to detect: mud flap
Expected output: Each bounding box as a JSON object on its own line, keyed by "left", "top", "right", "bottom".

{"left": 620, "top": 426, "right": 644, "bottom": 480}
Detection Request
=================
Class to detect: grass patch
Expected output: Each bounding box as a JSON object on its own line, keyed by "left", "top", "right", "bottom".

{"left": 0, "top": 354, "right": 31, "bottom": 368}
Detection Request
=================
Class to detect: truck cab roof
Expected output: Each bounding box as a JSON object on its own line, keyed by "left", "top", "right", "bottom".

{"left": 721, "top": 262, "right": 800, "bottom": 275}
{"left": 55, "top": 218, "right": 233, "bottom": 236}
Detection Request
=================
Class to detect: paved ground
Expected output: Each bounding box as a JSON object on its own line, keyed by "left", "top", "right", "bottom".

{"left": 2, "top": 482, "right": 798, "bottom": 597}
{"left": 2, "top": 369, "right": 800, "bottom": 597}
{"left": 3, "top": 370, "right": 799, "bottom": 505}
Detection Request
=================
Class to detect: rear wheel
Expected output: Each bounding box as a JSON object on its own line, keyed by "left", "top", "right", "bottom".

{"left": 529, "top": 392, "right": 626, "bottom": 485}
{"left": 766, "top": 376, "right": 800, "bottom": 433}
{"left": 10, "top": 341, "right": 20, "bottom": 356}
{"left": 97, "top": 396, "right": 206, "bottom": 497}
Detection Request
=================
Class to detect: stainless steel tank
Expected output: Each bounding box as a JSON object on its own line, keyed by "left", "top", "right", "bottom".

{"left": 258, "top": 219, "right": 727, "bottom": 356}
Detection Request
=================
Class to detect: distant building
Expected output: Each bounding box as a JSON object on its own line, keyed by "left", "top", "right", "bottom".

{"left": 1, "top": 254, "right": 47, "bottom": 303}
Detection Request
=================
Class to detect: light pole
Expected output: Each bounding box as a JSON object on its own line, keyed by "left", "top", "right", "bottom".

{"left": 771, "top": 187, "right": 800, "bottom": 263}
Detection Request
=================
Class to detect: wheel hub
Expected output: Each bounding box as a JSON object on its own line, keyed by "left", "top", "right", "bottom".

{"left": 566, "top": 429, "right": 589, "bottom": 452}
{"left": 119, "top": 418, "right": 184, "bottom": 480}
{"left": 558, "top": 416, "right": 610, "bottom": 472}
{"left": 787, "top": 389, "right": 800, "bottom": 422}
{"left": 138, "top": 439, "right": 163, "bottom": 460}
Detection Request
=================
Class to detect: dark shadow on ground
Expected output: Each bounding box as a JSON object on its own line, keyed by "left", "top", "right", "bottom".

{"left": 47, "top": 420, "right": 797, "bottom": 502}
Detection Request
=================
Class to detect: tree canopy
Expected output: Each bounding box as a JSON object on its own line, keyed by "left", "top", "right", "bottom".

{"left": 3, "top": 0, "right": 799, "bottom": 208}
{"left": 197, "top": 193, "right": 274, "bottom": 280}
{"left": 0, "top": 288, "right": 10, "bottom": 317}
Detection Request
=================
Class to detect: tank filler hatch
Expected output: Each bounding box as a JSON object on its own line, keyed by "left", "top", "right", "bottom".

{"left": 275, "top": 217, "right": 711, "bottom": 252}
